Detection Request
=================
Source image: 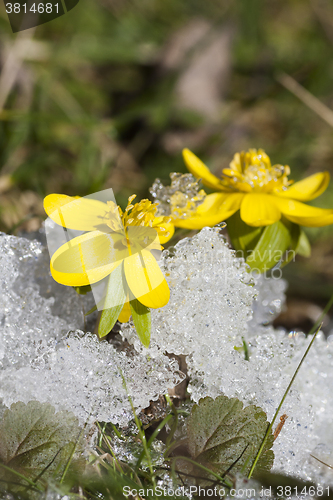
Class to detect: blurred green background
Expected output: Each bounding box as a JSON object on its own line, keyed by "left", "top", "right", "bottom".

{"left": 0, "top": 0, "right": 333, "bottom": 329}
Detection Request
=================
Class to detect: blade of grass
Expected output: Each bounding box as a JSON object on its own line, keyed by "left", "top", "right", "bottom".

{"left": 242, "top": 337, "right": 250, "bottom": 361}
{"left": 121, "top": 372, "right": 156, "bottom": 489}
{"left": 98, "top": 422, "right": 107, "bottom": 447}
{"left": 109, "top": 422, "right": 124, "bottom": 440}
{"left": 248, "top": 324, "right": 322, "bottom": 478}
{"left": 307, "top": 292, "right": 333, "bottom": 336}
{"left": 0, "top": 478, "right": 40, "bottom": 491}
{"left": 164, "top": 438, "right": 188, "bottom": 459}
{"left": 135, "top": 413, "right": 173, "bottom": 471}
{"left": 164, "top": 394, "right": 179, "bottom": 449}
{"left": 0, "top": 463, "right": 42, "bottom": 490}
{"left": 60, "top": 414, "right": 91, "bottom": 484}
{"left": 96, "top": 422, "right": 124, "bottom": 474}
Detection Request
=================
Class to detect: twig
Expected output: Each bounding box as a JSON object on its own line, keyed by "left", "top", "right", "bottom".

{"left": 277, "top": 72, "right": 333, "bottom": 128}
{"left": 0, "top": 28, "right": 36, "bottom": 113}
{"left": 310, "top": 454, "right": 333, "bottom": 469}
{"left": 310, "top": 0, "right": 333, "bottom": 45}
{"left": 273, "top": 414, "right": 288, "bottom": 441}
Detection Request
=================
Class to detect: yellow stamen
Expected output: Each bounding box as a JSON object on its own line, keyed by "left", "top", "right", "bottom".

{"left": 221, "top": 148, "right": 293, "bottom": 194}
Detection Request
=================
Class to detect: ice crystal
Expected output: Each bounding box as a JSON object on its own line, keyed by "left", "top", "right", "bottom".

{"left": 187, "top": 328, "right": 316, "bottom": 478}
{"left": 149, "top": 172, "right": 205, "bottom": 218}
{"left": 0, "top": 233, "right": 183, "bottom": 424}
{"left": 250, "top": 273, "right": 287, "bottom": 327}
{"left": 0, "top": 331, "right": 183, "bottom": 425}
{"left": 0, "top": 232, "right": 89, "bottom": 369}
{"left": 121, "top": 226, "right": 255, "bottom": 359}
{"left": 121, "top": 226, "right": 333, "bottom": 486}
{"left": 188, "top": 327, "right": 333, "bottom": 484}
{"left": 1, "top": 226, "right": 333, "bottom": 491}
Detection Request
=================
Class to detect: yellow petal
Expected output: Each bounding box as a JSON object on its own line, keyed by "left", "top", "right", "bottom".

{"left": 240, "top": 193, "right": 281, "bottom": 227}
{"left": 50, "top": 230, "right": 127, "bottom": 286}
{"left": 273, "top": 197, "right": 333, "bottom": 227}
{"left": 118, "top": 300, "right": 131, "bottom": 323}
{"left": 182, "top": 149, "right": 225, "bottom": 191}
{"left": 141, "top": 277, "right": 170, "bottom": 309}
{"left": 153, "top": 221, "right": 175, "bottom": 244}
{"left": 44, "top": 194, "right": 110, "bottom": 231}
{"left": 124, "top": 249, "right": 170, "bottom": 308}
{"left": 174, "top": 192, "right": 244, "bottom": 229}
{"left": 275, "top": 172, "right": 330, "bottom": 201}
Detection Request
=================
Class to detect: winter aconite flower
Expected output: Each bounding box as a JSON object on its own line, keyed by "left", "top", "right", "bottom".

{"left": 44, "top": 193, "right": 174, "bottom": 346}
{"left": 175, "top": 148, "right": 333, "bottom": 229}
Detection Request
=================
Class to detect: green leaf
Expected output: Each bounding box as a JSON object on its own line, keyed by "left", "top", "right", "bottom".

{"left": 227, "top": 211, "right": 263, "bottom": 253}
{"left": 246, "top": 221, "right": 291, "bottom": 272}
{"left": 98, "top": 305, "right": 124, "bottom": 338}
{"left": 228, "top": 214, "right": 311, "bottom": 272}
{"left": 129, "top": 299, "right": 151, "bottom": 348}
{"left": 280, "top": 222, "right": 301, "bottom": 268}
{"left": 296, "top": 229, "right": 311, "bottom": 258}
{"left": 98, "top": 264, "right": 127, "bottom": 338}
{"left": 187, "top": 395, "right": 274, "bottom": 478}
{"left": 0, "top": 401, "right": 84, "bottom": 485}
{"left": 280, "top": 224, "right": 311, "bottom": 267}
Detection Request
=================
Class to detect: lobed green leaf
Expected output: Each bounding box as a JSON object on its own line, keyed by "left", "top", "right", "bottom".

{"left": 187, "top": 394, "right": 274, "bottom": 478}
{"left": 0, "top": 401, "right": 84, "bottom": 486}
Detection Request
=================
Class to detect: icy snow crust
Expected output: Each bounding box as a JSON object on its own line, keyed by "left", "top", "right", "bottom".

{"left": 0, "top": 232, "right": 183, "bottom": 425}
{"left": 122, "top": 226, "right": 255, "bottom": 356}
{"left": 122, "top": 228, "right": 333, "bottom": 486}
{"left": 1, "top": 228, "right": 333, "bottom": 488}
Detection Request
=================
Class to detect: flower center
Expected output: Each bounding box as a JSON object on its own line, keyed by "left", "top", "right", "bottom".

{"left": 221, "top": 149, "right": 293, "bottom": 193}
{"left": 105, "top": 196, "right": 160, "bottom": 230}
{"left": 120, "top": 196, "right": 160, "bottom": 228}
{"left": 105, "top": 196, "right": 171, "bottom": 253}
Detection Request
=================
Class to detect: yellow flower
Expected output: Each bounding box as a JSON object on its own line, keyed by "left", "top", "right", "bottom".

{"left": 175, "top": 148, "right": 333, "bottom": 229}
{"left": 44, "top": 193, "right": 174, "bottom": 343}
